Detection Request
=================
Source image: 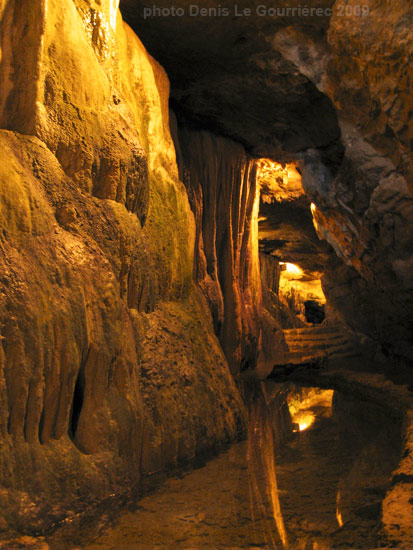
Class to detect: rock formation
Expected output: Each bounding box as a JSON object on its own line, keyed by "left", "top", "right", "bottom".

{"left": 172, "top": 125, "right": 262, "bottom": 372}
{"left": 0, "top": 0, "right": 245, "bottom": 535}
{"left": 122, "top": 0, "right": 413, "bottom": 359}
{"left": 0, "top": 0, "right": 412, "bottom": 541}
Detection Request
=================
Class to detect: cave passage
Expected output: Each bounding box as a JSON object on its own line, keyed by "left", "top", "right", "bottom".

{"left": 0, "top": 0, "right": 412, "bottom": 546}
{"left": 51, "top": 379, "right": 401, "bottom": 550}
{"left": 257, "top": 159, "right": 329, "bottom": 331}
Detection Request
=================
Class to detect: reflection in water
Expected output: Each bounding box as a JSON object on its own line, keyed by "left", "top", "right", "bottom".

{"left": 60, "top": 380, "right": 401, "bottom": 550}
{"left": 244, "top": 382, "right": 289, "bottom": 548}
{"left": 243, "top": 381, "right": 401, "bottom": 550}
{"left": 243, "top": 383, "right": 338, "bottom": 549}
{"left": 287, "top": 388, "right": 334, "bottom": 432}
{"left": 336, "top": 491, "right": 344, "bottom": 528}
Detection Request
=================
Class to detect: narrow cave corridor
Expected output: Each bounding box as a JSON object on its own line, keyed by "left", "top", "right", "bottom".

{"left": 0, "top": 0, "right": 412, "bottom": 549}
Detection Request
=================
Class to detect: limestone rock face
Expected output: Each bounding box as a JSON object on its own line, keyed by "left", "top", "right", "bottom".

{"left": 327, "top": 0, "right": 412, "bottom": 184}
{"left": 172, "top": 126, "right": 298, "bottom": 371}
{"left": 305, "top": 135, "right": 413, "bottom": 356}
{"left": 0, "top": 0, "right": 244, "bottom": 535}
{"left": 301, "top": 0, "right": 413, "bottom": 356}
{"left": 173, "top": 125, "right": 262, "bottom": 372}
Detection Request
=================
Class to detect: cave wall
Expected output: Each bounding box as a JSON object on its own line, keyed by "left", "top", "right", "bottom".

{"left": 172, "top": 125, "right": 293, "bottom": 371}
{"left": 0, "top": 0, "right": 245, "bottom": 534}
{"left": 297, "top": 0, "right": 413, "bottom": 358}
{"left": 172, "top": 125, "right": 262, "bottom": 372}
{"left": 268, "top": 0, "right": 412, "bottom": 356}
{"left": 303, "top": 123, "right": 413, "bottom": 356}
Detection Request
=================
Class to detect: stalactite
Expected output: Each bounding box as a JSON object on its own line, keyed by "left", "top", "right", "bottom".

{"left": 173, "top": 125, "right": 262, "bottom": 373}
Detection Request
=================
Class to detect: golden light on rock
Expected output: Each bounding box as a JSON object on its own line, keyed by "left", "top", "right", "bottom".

{"left": 295, "top": 411, "right": 316, "bottom": 432}
{"left": 278, "top": 260, "right": 326, "bottom": 313}
{"left": 257, "top": 159, "right": 304, "bottom": 203}
{"left": 280, "top": 261, "right": 303, "bottom": 276}
{"left": 310, "top": 202, "right": 320, "bottom": 233}
{"left": 336, "top": 491, "right": 344, "bottom": 528}
{"left": 110, "top": 0, "right": 120, "bottom": 30}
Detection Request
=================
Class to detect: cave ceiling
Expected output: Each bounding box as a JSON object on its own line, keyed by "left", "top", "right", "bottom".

{"left": 120, "top": 0, "right": 342, "bottom": 165}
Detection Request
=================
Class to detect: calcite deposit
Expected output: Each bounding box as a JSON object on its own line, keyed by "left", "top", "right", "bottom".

{"left": 0, "top": 0, "right": 412, "bottom": 543}
{"left": 0, "top": 0, "right": 245, "bottom": 535}
{"left": 173, "top": 126, "right": 262, "bottom": 372}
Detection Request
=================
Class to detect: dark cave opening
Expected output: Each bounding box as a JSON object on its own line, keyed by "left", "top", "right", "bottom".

{"left": 304, "top": 300, "right": 326, "bottom": 324}
{"left": 69, "top": 369, "right": 85, "bottom": 441}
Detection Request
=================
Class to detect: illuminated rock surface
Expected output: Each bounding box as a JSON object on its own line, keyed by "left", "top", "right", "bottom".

{"left": 0, "top": 0, "right": 244, "bottom": 536}
{"left": 172, "top": 126, "right": 262, "bottom": 373}
{"left": 0, "top": 0, "right": 412, "bottom": 546}
{"left": 122, "top": 0, "right": 413, "bottom": 358}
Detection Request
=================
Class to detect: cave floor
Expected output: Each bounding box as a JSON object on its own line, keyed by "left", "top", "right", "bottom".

{"left": 53, "top": 372, "right": 408, "bottom": 550}
{"left": 80, "top": 440, "right": 271, "bottom": 550}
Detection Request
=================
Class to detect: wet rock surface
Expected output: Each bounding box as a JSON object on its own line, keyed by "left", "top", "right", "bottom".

{"left": 60, "top": 376, "right": 405, "bottom": 550}
{"left": 172, "top": 126, "right": 262, "bottom": 372}
{"left": 0, "top": 0, "right": 244, "bottom": 535}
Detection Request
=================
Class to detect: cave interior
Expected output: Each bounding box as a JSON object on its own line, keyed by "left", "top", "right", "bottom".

{"left": 0, "top": 0, "right": 412, "bottom": 549}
